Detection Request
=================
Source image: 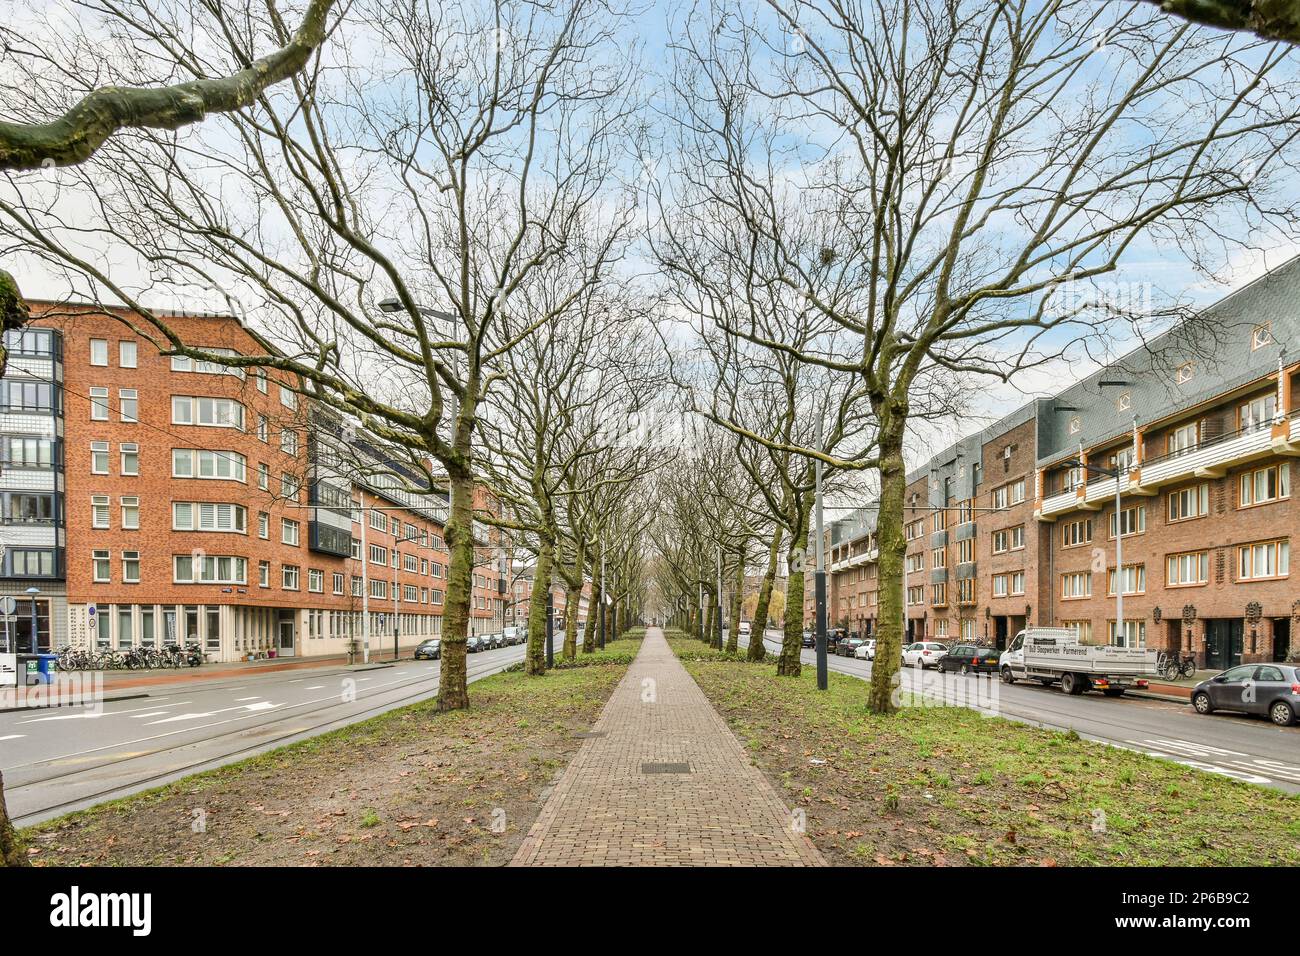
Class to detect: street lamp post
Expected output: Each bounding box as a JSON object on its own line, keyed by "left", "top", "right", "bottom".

{"left": 599, "top": 549, "right": 606, "bottom": 650}
{"left": 715, "top": 544, "right": 723, "bottom": 650}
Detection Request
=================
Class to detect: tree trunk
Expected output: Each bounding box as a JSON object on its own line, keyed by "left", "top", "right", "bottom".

{"left": 563, "top": 587, "right": 579, "bottom": 660}
{"left": 748, "top": 531, "right": 781, "bottom": 661}
{"left": 584, "top": 550, "right": 600, "bottom": 654}
{"left": 726, "top": 549, "right": 743, "bottom": 654}
{"left": 437, "top": 469, "right": 474, "bottom": 711}
{"left": 0, "top": 771, "right": 26, "bottom": 867}
{"left": 704, "top": 595, "right": 715, "bottom": 647}
{"left": 777, "top": 512, "right": 809, "bottom": 676}
{"left": 868, "top": 424, "right": 907, "bottom": 715}
{"left": 524, "top": 540, "right": 554, "bottom": 675}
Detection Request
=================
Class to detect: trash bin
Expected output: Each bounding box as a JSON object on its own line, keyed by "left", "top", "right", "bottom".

{"left": 16, "top": 654, "right": 38, "bottom": 686}
{"left": 35, "top": 653, "right": 58, "bottom": 684}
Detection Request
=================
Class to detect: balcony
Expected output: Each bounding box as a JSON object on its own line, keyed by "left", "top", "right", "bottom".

{"left": 1036, "top": 411, "right": 1300, "bottom": 521}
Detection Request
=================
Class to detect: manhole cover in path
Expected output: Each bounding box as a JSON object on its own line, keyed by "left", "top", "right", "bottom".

{"left": 641, "top": 762, "right": 691, "bottom": 774}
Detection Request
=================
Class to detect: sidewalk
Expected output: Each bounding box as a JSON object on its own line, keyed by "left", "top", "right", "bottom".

{"left": 512, "top": 627, "right": 824, "bottom": 867}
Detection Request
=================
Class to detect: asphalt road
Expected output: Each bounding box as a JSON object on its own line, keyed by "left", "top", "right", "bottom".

{"left": 0, "top": 640, "right": 543, "bottom": 826}
{"left": 739, "top": 629, "right": 1300, "bottom": 794}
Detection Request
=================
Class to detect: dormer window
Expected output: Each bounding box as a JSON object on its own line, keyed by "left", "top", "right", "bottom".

{"left": 1117, "top": 392, "right": 1132, "bottom": 412}
{"left": 1176, "top": 361, "right": 1195, "bottom": 385}
{"left": 1252, "top": 323, "right": 1273, "bottom": 350}
{"left": 1068, "top": 416, "right": 1081, "bottom": 435}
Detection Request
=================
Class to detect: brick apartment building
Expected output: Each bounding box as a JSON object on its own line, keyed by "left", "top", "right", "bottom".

{"left": 811, "top": 256, "right": 1300, "bottom": 669}
{"left": 0, "top": 303, "right": 505, "bottom": 662}
{"left": 504, "top": 559, "right": 590, "bottom": 633}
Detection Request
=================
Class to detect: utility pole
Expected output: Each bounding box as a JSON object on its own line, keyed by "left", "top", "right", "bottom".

{"left": 814, "top": 418, "right": 828, "bottom": 691}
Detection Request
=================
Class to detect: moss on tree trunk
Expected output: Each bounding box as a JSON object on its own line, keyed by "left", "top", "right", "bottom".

{"left": 437, "top": 470, "right": 474, "bottom": 711}
{"left": 868, "top": 427, "right": 907, "bottom": 715}
{"left": 748, "top": 532, "right": 781, "bottom": 661}
{"left": 525, "top": 541, "right": 553, "bottom": 675}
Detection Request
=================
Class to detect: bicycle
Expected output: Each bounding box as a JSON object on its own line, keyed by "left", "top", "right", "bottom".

{"left": 1156, "top": 651, "right": 1197, "bottom": 680}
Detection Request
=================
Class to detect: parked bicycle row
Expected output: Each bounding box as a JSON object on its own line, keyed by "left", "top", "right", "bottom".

{"left": 56, "top": 643, "right": 207, "bottom": 671}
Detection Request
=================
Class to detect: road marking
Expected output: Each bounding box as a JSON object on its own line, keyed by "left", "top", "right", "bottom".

{"left": 234, "top": 697, "right": 263, "bottom": 702}
{"left": 146, "top": 712, "right": 216, "bottom": 724}
{"left": 127, "top": 712, "right": 171, "bottom": 719}
{"left": 0, "top": 734, "right": 24, "bottom": 741}
{"left": 304, "top": 685, "right": 325, "bottom": 690}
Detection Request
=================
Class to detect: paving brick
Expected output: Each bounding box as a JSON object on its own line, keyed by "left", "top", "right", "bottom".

{"left": 511, "top": 628, "right": 824, "bottom": 867}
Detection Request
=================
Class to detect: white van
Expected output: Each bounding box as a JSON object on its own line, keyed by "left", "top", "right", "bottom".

{"left": 738, "top": 621, "right": 752, "bottom": 637}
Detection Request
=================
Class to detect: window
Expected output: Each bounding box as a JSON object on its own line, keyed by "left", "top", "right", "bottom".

{"left": 140, "top": 607, "right": 155, "bottom": 647}
{"left": 173, "top": 502, "right": 247, "bottom": 533}
{"left": 931, "top": 547, "right": 947, "bottom": 569}
{"left": 904, "top": 519, "right": 923, "bottom": 541}
{"left": 958, "top": 579, "right": 975, "bottom": 604}
{"left": 2, "top": 436, "right": 55, "bottom": 469}
{"left": 370, "top": 544, "right": 388, "bottom": 565}
{"left": 352, "top": 575, "right": 364, "bottom": 597}
{"left": 1240, "top": 395, "right": 1277, "bottom": 431}
{"left": 907, "top": 586, "right": 924, "bottom": 606}
{"left": 1167, "top": 421, "right": 1198, "bottom": 454}
{"left": 1109, "top": 620, "right": 1146, "bottom": 648}
{"left": 1061, "top": 572, "right": 1091, "bottom": 599}
{"left": 1009, "top": 479, "right": 1025, "bottom": 505}
{"left": 351, "top": 537, "right": 362, "bottom": 560}
{"left": 281, "top": 518, "right": 300, "bottom": 546}
{"left": 1009, "top": 526, "right": 1024, "bottom": 550}
{"left": 1061, "top": 517, "right": 1092, "bottom": 547}
{"left": 281, "top": 472, "right": 300, "bottom": 500}
{"left": 90, "top": 441, "right": 109, "bottom": 474}
{"left": 1175, "top": 362, "right": 1195, "bottom": 385}
{"left": 282, "top": 565, "right": 300, "bottom": 590}
{"left": 11, "top": 549, "right": 55, "bottom": 575}
{"left": 308, "top": 568, "right": 324, "bottom": 593}
{"left": 121, "top": 496, "right": 139, "bottom": 530}
{"left": 92, "top": 549, "right": 111, "bottom": 582}
{"left": 931, "top": 510, "right": 947, "bottom": 532}
{"left": 1107, "top": 564, "right": 1146, "bottom": 595}
{"left": 430, "top": 589, "right": 443, "bottom": 605}
{"left": 172, "top": 449, "right": 246, "bottom": 481}
{"left": 279, "top": 384, "right": 296, "bottom": 409}
{"left": 931, "top": 582, "right": 947, "bottom": 606}
{"left": 905, "top": 552, "right": 924, "bottom": 574}
{"left": 172, "top": 554, "right": 247, "bottom": 584}
{"left": 89, "top": 338, "right": 108, "bottom": 366}
{"left": 120, "top": 443, "right": 139, "bottom": 476}
{"left": 122, "top": 550, "right": 141, "bottom": 583}
{"left": 1010, "top": 571, "right": 1025, "bottom": 595}
{"left": 1252, "top": 322, "right": 1273, "bottom": 350}
{"left": 993, "top": 486, "right": 1009, "bottom": 510}
{"left": 5, "top": 494, "right": 55, "bottom": 523}
{"left": 91, "top": 495, "right": 110, "bottom": 529}
{"left": 1111, "top": 446, "right": 1134, "bottom": 472}
{"left": 993, "top": 574, "right": 1008, "bottom": 598}
{"left": 404, "top": 584, "right": 418, "bottom": 603}
{"left": 254, "top": 370, "right": 268, "bottom": 393}
{"left": 1167, "top": 550, "right": 1209, "bottom": 587}
{"left": 993, "top": 528, "right": 1015, "bottom": 553}
{"left": 1240, "top": 464, "right": 1289, "bottom": 507}
{"left": 259, "top": 561, "right": 270, "bottom": 587}
{"left": 171, "top": 395, "right": 244, "bottom": 429}
{"left": 957, "top": 538, "right": 974, "bottom": 564}
{"left": 1168, "top": 484, "right": 1209, "bottom": 522}
{"left": 257, "top": 416, "right": 269, "bottom": 443}
{"left": 258, "top": 463, "right": 269, "bottom": 490}
{"left": 371, "top": 578, "right": 388, "bottom": 600}
{"left": 1109, "top": 505, "right": 1145, "bottom": 538}
{"left": 333, "top": 572, "right": 345, "bottom": 595}
{"left": 172, "top": 348, "right": 243, "bottom": 377}
{"left": 90, "top": 386, "right": 109, "bottom": 421}
{"left": 1238, "top": 540, "right": 1289, "bottom": 581}
{"left": 258, "top": 512, "right": 269, "bottom": 539}
{"left": 118, "top": 388, "right": 138, "bottom": 422}
{"left": 119, "top": 340, "right": 137, "bottom": 368}
{"left": 280, "top": 430, "right": 299, "bottom": 455}
{"left": 1, "top": 380, "right": 56, "bottom": 412}
{"left": 1062, "top": 620, "right": 1092, "bottom": 644}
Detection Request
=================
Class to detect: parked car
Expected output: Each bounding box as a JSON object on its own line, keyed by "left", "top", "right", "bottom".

{"left": 854, "top": 639, "right": 876, "bottom": 661}
{"left": 826, "top": 627, "right": 849, "bottom": 652}
{"left": 902, "top": 641, "right": 948, "bottom": 669}
{"left": 937, "top": 643, "right": 999, "bottom": 675}
{"left": 414, "top": 638, "right": 441, "bottom": 661}
{"left": 835, "top": 635, "right": 867, "bottom": 658}
{"left": 466, "top": 635, "right": 485, "bottom": 653}
{"left": 738, "top": 621, "right": 752, "bottom": 638}
{"left": 1191, "top": 663, "right": 1300, "bottom": 726}
{"left": 503, "top": 626, "right": 523, "bottom": 645}
{"left": 800, "top": 630, "right": 816, "bottom": 648}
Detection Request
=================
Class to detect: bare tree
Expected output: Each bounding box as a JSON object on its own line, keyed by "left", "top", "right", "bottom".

{"left": 658, "top": 0, "right": 1300, "bottom": 713}
{"left": 0, "top": 0, "right": 640, "bottom": 711}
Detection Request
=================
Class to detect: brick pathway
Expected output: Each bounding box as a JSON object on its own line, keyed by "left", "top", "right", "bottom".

{"left": 511, "top": 627, "right": 824, "bottom": 866}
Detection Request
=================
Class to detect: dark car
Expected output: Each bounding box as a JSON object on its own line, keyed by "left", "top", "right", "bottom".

{"left": 835, "top": 635, "right": 867, "bottom": 658}
{"left": 800, "top": 630, "right": 816, "bottom": 648}
{"left": 466, "top": 635, "right": 485, "bottom": 653}
{"left": 414, "top": 638, "right": 441, "bottom": 660}
{"left": 937, "top": 643, "right": 1000, "bottom": 675}
{"left": 826, "top": 627, "right": 849, "bottom": 652}
{"left": 1191, "top": 663, "right": 1299, "bottom": 726}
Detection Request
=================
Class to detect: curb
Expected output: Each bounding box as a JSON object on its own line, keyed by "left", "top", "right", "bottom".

{"left": 0, "top": 692, "right": 149, "bottom": 715}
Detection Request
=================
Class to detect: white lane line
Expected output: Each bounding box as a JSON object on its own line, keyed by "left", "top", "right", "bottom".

{"left": 8, "top": 671, "right": 441, "bottom": 769}
{"left": 234, "top": 697, "right": 263, "bottom": 702}
{"left": 15, "top": 699, "right": 192, "bottom": 723}
{"left": 304, "top": 685, "right": 325, "bottom": 690}
{"left": 127, "top": 712, "right": 172, "bottom": 720}
{"left": 0, "top": 734, "right": 25, "bottom": 741}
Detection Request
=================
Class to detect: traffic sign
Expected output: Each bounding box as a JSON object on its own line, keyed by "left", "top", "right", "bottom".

{"left": 0, "top": 596, "right": 15, "bottom": 617}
